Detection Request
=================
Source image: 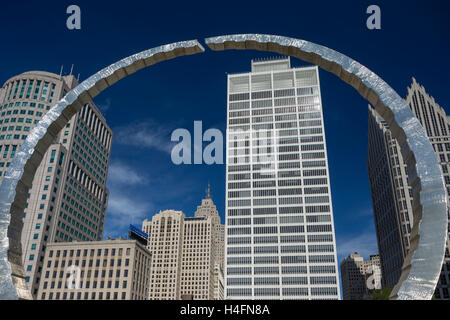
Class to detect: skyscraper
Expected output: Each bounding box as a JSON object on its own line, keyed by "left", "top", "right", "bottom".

{"left": 0, "top": 71, "right": 113, "bottom": 297}
{"left": 367, "top": 78, "right": 450, "bottom": 299}
{"left": 225, "top": 58, "right": 340, "bottom": 300}
{"left": 142, "top": 188, "right": 225, "bottom": 300}
{"left": 194, "top": 184, "right": 225, "bottom": 270}
{"left": 367, "top": 106, "right": 413, "bottom": 288}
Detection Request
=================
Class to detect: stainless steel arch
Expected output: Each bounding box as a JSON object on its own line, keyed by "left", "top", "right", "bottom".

{"left": 0, "top": 34, "right": 446, "bottom": 300}
{"left": 0, "top": 40, "right": 205, "bottom": 299}
{"left": 205, "top": 34, "right": 448, "bottom": 300}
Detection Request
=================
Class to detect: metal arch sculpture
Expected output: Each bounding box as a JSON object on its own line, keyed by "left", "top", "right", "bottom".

{"left": 0, "top": 40, "right": 205, "bottom": 299}
{"left": 0, "top": 34, "right": 447, "bottom": 300}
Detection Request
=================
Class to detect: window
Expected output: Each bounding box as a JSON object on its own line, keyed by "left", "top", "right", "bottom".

{"left": 50, "top": 150, "right": 56, "bottom": 163}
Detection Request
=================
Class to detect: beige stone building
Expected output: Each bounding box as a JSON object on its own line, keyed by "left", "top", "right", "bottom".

{"left": 340, "top": 253, "right": 381, "bottom": 300}
{"left": 194, "top": 185, "right": 225, "bottom": 271}
{"left": 142, "top": 188, "right": 225, "bottom": 300}
{"left": 214, "top": 263, "right": 225, "bottom": 300}
{"left": 0, "top": 71, "right": 113, "bottom": 297}
{"left": 143, "top": 209, "right": 184, "bottom": 300}
{"left": 37, "top": 239, "right": 151, "bottom": 300}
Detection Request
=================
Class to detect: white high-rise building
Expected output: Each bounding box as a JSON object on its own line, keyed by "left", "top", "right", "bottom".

{"left": 225, "top": 58, "right": 340, "bottom": 300}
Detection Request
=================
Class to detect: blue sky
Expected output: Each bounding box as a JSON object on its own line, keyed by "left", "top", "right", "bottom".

{"left": 1, "top": 0, "right": 449, "bottom": 267}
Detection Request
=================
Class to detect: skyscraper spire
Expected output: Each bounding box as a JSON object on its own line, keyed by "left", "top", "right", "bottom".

{"left": 206, "top": 183, "right": 211, "bottom": 199}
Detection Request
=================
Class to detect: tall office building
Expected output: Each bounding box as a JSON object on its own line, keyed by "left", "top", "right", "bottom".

{"left": 340, "top": 253, "right": 381, "bottom": 300}
{"left": 194, "top": 184, "right": 225, "bottom": 270}
{"left": 367, "top": 106, "right": 413, "bottom": 288}
{"left": 225, "top": 58, "right": 340, "bottom": 300}
{"left": 142, "top": 189, "right": 225, "bottom": 300}
{"left": 143, "top": 209, "right": 184, "bottom": 300}
{"left": 37, "top": 239, "right": 151, "bottom": 300}
{"left": 367, "top": 78, "right": 450, "bottom": 299}
{"left": 0, "top": 71, "right": 113, "bottom": 297}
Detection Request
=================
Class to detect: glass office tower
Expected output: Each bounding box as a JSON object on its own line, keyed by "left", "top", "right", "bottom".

{"left": 225, "top": 58, "right": 340, "bottom": 300}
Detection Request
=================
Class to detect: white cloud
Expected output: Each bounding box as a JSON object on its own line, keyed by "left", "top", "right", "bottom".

{"left": 104, "top": 161, "right": 152, "bottom": 238}
{"left": 356, "top": 207, "right": 374, "bottom": 217}
{"left": 103, "top": 190, "right": 152, "bottom": 238}
{"left": 97, "top": 98, "right": 112, "bottom": 113}
{"left": 108, "top": 161, "right": 147, "bottom": 186}
{"left": 114, "top": 119, "right": 175, "bottom": 153}
{"left": 336, "top": 228, "right": 379, "bottom": 262}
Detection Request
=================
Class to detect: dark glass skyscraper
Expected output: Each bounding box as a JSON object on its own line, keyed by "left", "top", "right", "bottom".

{"left": 367, "top": 78, "right": 450, "bottom": 299}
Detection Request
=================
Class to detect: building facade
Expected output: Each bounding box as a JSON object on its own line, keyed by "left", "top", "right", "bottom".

{"left": 37, "top": 239, "right": 151, "bottom": 300}
{"left": 142, "top": 189, "right": 225, "bottom": 300}
{"left": 367, "top": 106, "right": 413, "bottom": 288}
{"left": 367, "top": 78, "right": 450, "bottom": 299}
{"left": 225, "top": 58, "right": 340, "bottom": 300}
{"left": 214, "top": 263, "right": 225, "bottom": 300}
{"left": 194, "top": 184, "right": 225, "bottom": 270}
{"left": 143, "top": 210, "right": 184, "bottom": 300}
{"left": 340, "top": 253, "right": 381, "bottom": 300}
{"left": 0, "top": 71, "right": 113, "bottom": 297}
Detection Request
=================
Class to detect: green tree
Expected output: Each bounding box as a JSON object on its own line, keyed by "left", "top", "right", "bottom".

{"left": 370, "top": 288, "right": 392, "bottom": 300}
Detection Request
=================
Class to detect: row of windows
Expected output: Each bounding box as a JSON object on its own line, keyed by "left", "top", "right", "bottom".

{"left": 79, "top": 104, "right": 112, "bottom": 150}
{"left": 227, "top": 162, "right": 325, "bottom": 173}
{"left": 227, "top": 178, "right": 327, "bottom": 190}
{"left": 229, "top": 111, "right": 322, "bottom": 123}
{"left": 227, "top": 128, "right": 323, "bottom": 143}
{"left": 228, "top": 206, "right": 304, "bottom": 216}
{"left": 41, "top": 291, "right": 128, "bottom": 300}
{"left": 227, "top": 255, "right": 334, "bottom": 265}
{"left": 228, "top": 215, "right": 306, "bottom": 226}
{"left": 228, "top": 95, "right": 320, "bottom": 107}
{"left": 227, "top": 265, "right": 324, "bottom": 276}
{"left": 0, "top": 101, "right": 51, "bottom": 112}
{"left": 228, "top": 276, "right": 329, "bottom": 286}
{"left": 4, "top": 78, "right": 56, "bottom": 103}
{"left": 226, "top": 286, "right": 337, "bottom": 297}
{"left": 227, "top": 244, "right": 333, "bottom": 255}
{"left": 228, "top": 215, "right": 331, "bottom": 226}
{"left": 49, "top": 247, "right": 131, "bottom": 258}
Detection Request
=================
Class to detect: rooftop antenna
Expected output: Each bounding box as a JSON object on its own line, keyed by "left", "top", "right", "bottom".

{"left": 69, "top": 64, "right": 74, "bottom": 76}
{"left": 77, "top": 73, "right": 80, "bottom": 82}
{"left": 206, "top": 183, "right": 211, "bottom": 199}
{"left": 59, "top": 65, "right": 64, "bottom": 77}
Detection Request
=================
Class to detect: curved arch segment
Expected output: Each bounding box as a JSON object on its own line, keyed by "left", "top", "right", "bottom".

{"left": 205, "top": 34, "right": 448, "bottom": 300}
{"left": 0, "top": 40, "right": 204, "bottom": 299}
